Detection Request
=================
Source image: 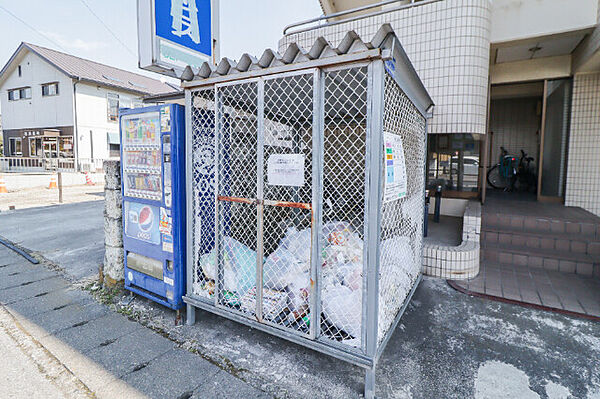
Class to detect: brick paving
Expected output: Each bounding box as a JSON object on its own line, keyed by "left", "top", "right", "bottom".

{"left": 452, "top": 262, "right": 600, "bottom": 318}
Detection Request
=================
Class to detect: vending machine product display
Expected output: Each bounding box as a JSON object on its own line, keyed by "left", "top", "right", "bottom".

{"left": 120, "top": 104, "right": 186, "bottom": 309}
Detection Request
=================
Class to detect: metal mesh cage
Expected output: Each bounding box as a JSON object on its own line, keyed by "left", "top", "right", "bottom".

{"left": 186, "top": 57, "right": 428, "bottom": 377}
{"left": 378, "top": 73, "right": 426, "bottom": 343}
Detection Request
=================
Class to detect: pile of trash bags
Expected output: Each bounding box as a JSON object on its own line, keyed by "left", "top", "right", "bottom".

{"left": 193, "top": 221, "right": 417, "bottom": 346}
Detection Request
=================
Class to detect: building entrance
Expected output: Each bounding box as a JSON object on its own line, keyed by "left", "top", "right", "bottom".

{"left": 486, "top": 79, "right": 571, "bottom": 203}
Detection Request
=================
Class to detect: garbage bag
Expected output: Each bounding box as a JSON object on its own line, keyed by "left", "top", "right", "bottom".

{"left": 278, "top": 227, "right": 312, "bottom": 263}
{"left": 197, "top": 237, "right": 258, "bottom": 297}
{"left": 263, "top": 246, "right": 307, "bottom": 290}
{"left": 197, "top": 248, "right": 237, "bottom": 293}
{"left": 322, "top": 284, "right": 362, "bottom": 339}
{"left": 223, "top": 236, "right": 257, "bottom": 296}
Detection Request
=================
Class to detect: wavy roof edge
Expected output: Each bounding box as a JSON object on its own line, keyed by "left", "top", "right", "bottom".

{"left": 182, "top": 24, "right": 434, "bottom": 117}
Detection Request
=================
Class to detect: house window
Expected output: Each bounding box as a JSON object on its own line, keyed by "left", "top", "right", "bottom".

{"left": 9, "top": 138, "right": 22, "bottom": 156}
{"left": 20, "top": 87, "right": 31, "bottom": 99}
{"left": 107, "top": 132, "right": 120, "bottom": 158}
{"left": 107, "top": 93, "right": 119, "bottom": 122}
{"left": 9, "top": 87, "right": 31, "bottom": 101}
{"left": 59, "top": 136, "right": 74, "bottom": 158}
{"left": 42, "top": 82, "right": 59, "bottom": 96}
{"left": 18, "top": 65, "right": 22, "bottom": 77}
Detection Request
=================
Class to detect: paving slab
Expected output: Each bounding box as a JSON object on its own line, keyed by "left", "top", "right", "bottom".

{"left": 0, "top": 268, "right": 57, "bottom": 290}
{"left": 0, "top": 261, "right": 40, "bottom": 277}
{"left": 453, "top": 262, "right": 600, "bottom": 317}
{"left": 108, "top": 348, "right": 223, "bottom": 399}
{"left": 39, "top": 333, "right": 123, "bottom": 395}
{"left": 0, "top": 246, "right": 28, "bottom": 265}
{"left": 54, "top": 312, "right": 143, "bottom": 354}
{"left": 86, "top": 327, "right": 174, "bottom": 379}
{"left": 14, "top": 300, "right": 109, "bottom": 339}
{"left": 6, "top": 286, "right": 93, "bottom": 318}
{"left": 0, "top": 276, "right": 68, "bottom": 305}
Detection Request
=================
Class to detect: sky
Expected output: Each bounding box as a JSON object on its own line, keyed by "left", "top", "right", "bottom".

{"left": 0, "top": 0, "right": 323, "bottom": 82}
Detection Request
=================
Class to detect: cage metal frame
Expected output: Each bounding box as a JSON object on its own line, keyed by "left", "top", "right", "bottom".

{"left": 183, "top": 36, "right": 432, "bottom": 398}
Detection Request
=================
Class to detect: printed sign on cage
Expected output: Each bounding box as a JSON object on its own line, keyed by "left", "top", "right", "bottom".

{"left": 267, "top": 154, "right": 305, "bottom": 187}
{"left": 383, "top": 132, "right": 408, "bottom": 203}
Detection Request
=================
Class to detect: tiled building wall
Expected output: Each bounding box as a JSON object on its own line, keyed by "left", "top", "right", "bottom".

{"left": 488, "top": 97, "right": 541, "bottom": 167}
{"left": 279, "top": 0, "right": 491, "bottom": 135}
{"left": 565, "top": 73, "right": 600, "bottom": 216}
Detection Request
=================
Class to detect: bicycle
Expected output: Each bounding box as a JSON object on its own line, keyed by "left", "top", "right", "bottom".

{"left": 487, "top": 147, "right": 536, "bottom": 192}
{"left": 487, "top": 147, "right": 519, "bottom": 191}
{"left": 515, "top": 149, "right": 536, "bottom": 193}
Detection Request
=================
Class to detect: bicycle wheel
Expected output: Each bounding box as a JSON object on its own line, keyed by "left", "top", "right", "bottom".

{"left": 487, "top": 165, "right": 508, "bottom": 190}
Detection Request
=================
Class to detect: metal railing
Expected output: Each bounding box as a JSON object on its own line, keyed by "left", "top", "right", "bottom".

{"left": 283, "top": 0, "right": 442, "bottom": 36}
{"left": 0, "top": 157, "right": 108, "bottom": 173}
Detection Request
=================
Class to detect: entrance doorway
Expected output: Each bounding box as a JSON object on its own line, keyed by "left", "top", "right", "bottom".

{"left": 486, "top": 79, "right": 572, "bottom": 203}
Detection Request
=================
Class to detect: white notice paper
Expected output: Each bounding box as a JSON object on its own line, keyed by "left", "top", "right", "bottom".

{"left": 383, "top": 132, "right": 408, "bottom": 203}
{"left": 267, "top": 154, "right": 305, "bottom": 187}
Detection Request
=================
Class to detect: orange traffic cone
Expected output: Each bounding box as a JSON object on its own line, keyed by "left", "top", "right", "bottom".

{"left": 85, "top": 172, "right": 94, "bottom": 186}
{"left": 48, "top": 174, "right": 58, "bottom": 189}
{"left": 0, "top": 175, "right": 7, "bottom": 193}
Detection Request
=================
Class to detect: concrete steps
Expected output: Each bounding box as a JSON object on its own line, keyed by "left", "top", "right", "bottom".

{"left": 481, "top": 207, "right": 600, "bottom": 277}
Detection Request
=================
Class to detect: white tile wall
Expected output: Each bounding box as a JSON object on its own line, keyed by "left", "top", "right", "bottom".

{"left": 280, "top": 0, "right": 492, "bottom": 136}
{"left": 423, "top": 200, "right": 481, "bottom": 280}
{"left": 565, "top": 72, "right": 600, "bottom": 216}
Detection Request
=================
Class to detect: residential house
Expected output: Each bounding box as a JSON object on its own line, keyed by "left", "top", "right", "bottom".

{"left": 0, "top": 43, "right": 178, "bottom": 162}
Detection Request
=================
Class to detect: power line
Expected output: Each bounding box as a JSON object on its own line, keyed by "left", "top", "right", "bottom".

{"left": 0, "top": 4, "right": 69, "bottom": 52}
{"left": 78, "top": 0, "right": 137, "bottom": 59}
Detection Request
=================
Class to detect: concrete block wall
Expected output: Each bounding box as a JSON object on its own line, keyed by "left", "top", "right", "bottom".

{"left": 423, "top": 200, "right": 481, "bottom": 279}
{"left": 103, "top": 160, "right": 123, "bottom": 286}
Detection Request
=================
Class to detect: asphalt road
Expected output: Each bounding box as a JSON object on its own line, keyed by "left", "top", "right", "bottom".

{"left": 0, "top": 200, "right": 105, "bottom": 281}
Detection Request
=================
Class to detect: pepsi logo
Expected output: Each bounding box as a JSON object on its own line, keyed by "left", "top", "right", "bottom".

{"left": 138, "top": 206, "right": 154, "bottom": 232}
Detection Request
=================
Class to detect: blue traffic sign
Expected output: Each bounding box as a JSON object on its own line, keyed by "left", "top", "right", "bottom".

{"left": 154, "top": 0, "right": 212, "bottom": 57}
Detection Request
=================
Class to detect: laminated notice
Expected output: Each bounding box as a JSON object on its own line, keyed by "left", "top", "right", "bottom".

{"left": 383, "top": 132, "right": 408, "bottom": 203}
{"left": 267, "top": 154, "right": 305, "bottom": 187}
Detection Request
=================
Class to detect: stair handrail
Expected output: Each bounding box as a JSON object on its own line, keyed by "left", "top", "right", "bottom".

{"left": 283, "top": 0, "right": 443, "bottom": 36}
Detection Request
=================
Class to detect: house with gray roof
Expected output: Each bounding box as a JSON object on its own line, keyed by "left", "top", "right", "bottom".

{"left": 0, "top": 42, "right": 178, "bottom": 162}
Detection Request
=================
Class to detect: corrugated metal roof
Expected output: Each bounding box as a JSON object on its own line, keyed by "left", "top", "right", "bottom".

{"left": 183, "top": 24, "right": 434, "bottom": 116}
{"left": 0, "top": 42, "right": 179, "bottom": 96}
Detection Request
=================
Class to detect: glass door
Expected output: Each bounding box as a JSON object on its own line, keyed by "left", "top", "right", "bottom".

{"left": 43, "top": 139, "right": 58, "bottom": 158}
{"left": 538, "top": 79, "right": 571, "bottom": 202}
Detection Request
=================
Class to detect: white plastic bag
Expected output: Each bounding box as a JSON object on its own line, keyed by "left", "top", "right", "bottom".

{"left": 263, "top": 247, "right": 306, "bottom": 290}
{"left": 322, "top": 284, "right": 362, "bottom": 338}
{"left": 278, "top": 227, "right": 312, "bottom": 264}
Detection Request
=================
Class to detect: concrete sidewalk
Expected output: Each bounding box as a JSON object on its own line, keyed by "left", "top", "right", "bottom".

{"left": 0, "top": 245, "right": 272, "bottom": 399}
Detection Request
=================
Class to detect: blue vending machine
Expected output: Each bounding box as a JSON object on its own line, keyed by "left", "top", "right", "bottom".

{"left": 119, "top": 104, "right": 186, "bottom": 310}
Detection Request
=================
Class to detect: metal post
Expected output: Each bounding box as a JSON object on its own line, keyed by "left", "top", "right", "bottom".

{"left": 214, "top": 86, "right": 224, "bottom": 307}
{"left": 185, "top": 90, "right": 196, "bottom": 326}
{"left": 434, "top": 185, "right": 442, "bottom": 223}
{"left": 364, "top": 59, "right": 385, "bottom": 396}
{"left": 57, "top": 172, "right": 63, "bottom": 203}
{"left": 365, "top": 368, "right": 376, "bottom": 399}
{"left": 310, "top": 68, "right": 324, "bottom": 339}
{"left": 256, "top": 79, "right": 265, "bottom": 322}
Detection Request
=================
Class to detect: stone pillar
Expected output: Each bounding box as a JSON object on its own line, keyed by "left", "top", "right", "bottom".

{"left": 103, "top": 160, "right": 124, "bottom": 287}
